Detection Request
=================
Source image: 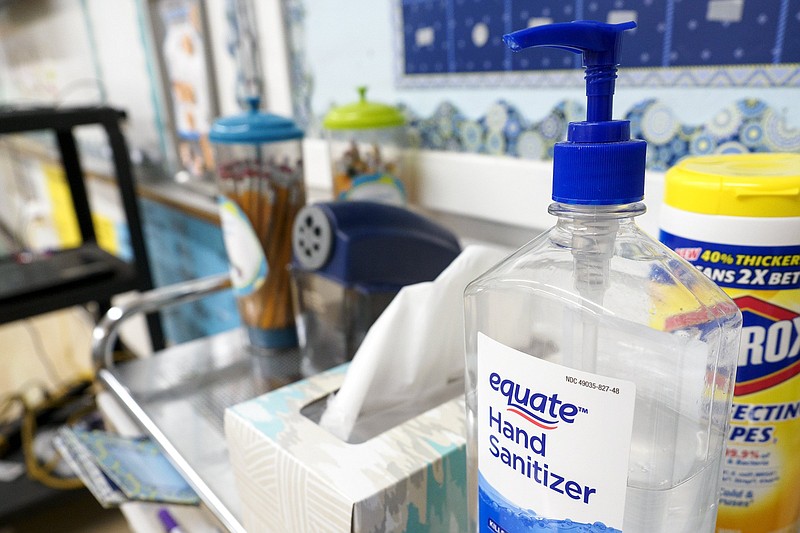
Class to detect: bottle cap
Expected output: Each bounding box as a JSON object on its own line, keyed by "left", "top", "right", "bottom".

{"left": 504, "top": 21, "right": 646, "bottom": 205}
{"left": 323, "top": 87, "right": 405, "bottom": 130}
{"left": 209, "top": 96, "right": 303, "bottom": 144}
{"left": 665, "top": 153, "right": 800, "bottom": 217}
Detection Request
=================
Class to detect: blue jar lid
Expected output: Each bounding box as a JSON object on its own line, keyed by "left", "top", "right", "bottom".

{"left": 209, "top": 97, "right": 303, "bottom": 144}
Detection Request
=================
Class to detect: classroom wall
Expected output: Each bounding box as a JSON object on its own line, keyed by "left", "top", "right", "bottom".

{"left": 303, "top": 0, "right": 800, "bottom": 126}
{"left": 0, "top": 0, "right": 797, "bottom": 236}
{"left": 0, "top": 0, "right": 166, "bottom": 162}
{"left": 3, "top": 0, "right": 796, "bottom": 164}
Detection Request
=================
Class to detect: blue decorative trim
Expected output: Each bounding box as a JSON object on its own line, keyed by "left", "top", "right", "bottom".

{"left": 396, "top": 64, "right": 800, "bottom": 90}
{"left": 502, "top": 0, "right": 512, "bottom": 72}
{"left": 402, "top": 98, "right": 800, "bottom": 170}
{"left": 446, "top": 0, "right": 456, "bottom": 72}
{"left": 775, "top": 0, "right": 790, "bottom": 64}
{"left": 663, "top": 0, "right": 675, "bottom": 68}
{"left": 395, "top": 0, "right": 800, "bottom": 88}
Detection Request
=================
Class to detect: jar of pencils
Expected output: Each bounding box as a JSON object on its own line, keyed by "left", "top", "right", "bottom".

{"left": 323, "top": 87, "right": 407, "bottom": 205}
{"left": 209, "top": 97, "right": 305, "bottom": 351}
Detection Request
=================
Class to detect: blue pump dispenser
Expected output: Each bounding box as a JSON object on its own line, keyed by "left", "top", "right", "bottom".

{"left": 504, "top": 21, "right": 646, "bottom": 205}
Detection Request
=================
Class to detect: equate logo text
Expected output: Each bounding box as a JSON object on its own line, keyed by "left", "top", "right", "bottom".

{"left": 489, "top": 372, "right": 582, "bottom": 430}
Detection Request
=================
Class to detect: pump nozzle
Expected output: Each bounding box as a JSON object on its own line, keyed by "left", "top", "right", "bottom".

{"left": 506, "top": 21, "right": 644, "bottom": 368}
{"left": 505, "top": 21, "right": 635, "bottom": 123}
{"left": 504, "top": 20, "right": 645, "bottom": 206}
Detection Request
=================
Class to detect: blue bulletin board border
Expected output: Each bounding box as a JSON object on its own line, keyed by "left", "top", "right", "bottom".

{"left": 394, "top": 0, "right": 800, "bottom": 88}
{"left": 394, "top": 64, "right": 800, "bottom": 89}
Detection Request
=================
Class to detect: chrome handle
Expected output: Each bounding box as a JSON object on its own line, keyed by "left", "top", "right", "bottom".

{"left": 92, "top": 273, "right": 231, "bottom": 370}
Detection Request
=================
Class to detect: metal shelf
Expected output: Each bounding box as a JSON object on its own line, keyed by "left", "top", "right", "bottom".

{"left": 0, "top": 105, "right": 170, "bottom": 520}
{"left": 0, "top": 245, "right": 138, "bottom": 323}
{"left": 0, "top": 105, "right": 163, "bottom": 348}
{"left": 98, "top": 329, "right": 301, "bottom": 533}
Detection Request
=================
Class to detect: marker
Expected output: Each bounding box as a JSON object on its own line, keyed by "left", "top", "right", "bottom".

{"left": 157, "top": 508, "right": 184, "bottom": 533}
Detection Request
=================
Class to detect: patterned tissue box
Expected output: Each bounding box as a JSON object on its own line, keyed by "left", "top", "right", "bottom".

{"left": 224, "top": 364, "right": 467, "bottom": 533}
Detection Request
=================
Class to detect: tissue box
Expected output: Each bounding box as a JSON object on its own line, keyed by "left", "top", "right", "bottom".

{"left": 224, "top": 365, "right": 467, "bottom": 533}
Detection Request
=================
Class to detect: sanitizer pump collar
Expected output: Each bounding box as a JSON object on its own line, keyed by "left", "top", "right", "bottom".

{"left": 504, "top": 20, "right": 647, "bottom": 206}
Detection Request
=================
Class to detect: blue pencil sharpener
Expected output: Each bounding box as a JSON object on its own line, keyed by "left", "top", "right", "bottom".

{"left": 290, "top": 201, "right": 461, "bottom": 376}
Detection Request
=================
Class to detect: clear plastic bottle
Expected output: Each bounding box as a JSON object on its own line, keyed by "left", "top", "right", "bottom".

{"left": 465, "top": 21, "right": 742, "bottom": 533}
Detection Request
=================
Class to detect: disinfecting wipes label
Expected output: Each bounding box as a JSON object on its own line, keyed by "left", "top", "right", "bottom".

{"left": 659, "top": 232, "right": 800, "bottom": 291}
{"left": 477, "top": 333, "right": 636, "bottom": 532}
{"left": 661, "top": 231, "right": 800, "bottom": 533}
{"left": 218, "top": 196, "right": 267, "bottom": 296}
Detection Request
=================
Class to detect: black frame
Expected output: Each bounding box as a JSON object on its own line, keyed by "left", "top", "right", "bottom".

{"left": 0, "top": 105, "right": 165, "bottom": 351}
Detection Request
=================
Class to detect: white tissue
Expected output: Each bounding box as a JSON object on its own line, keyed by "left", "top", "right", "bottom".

{"left": 319, "top": 244, "right": 509, "bottom": 442}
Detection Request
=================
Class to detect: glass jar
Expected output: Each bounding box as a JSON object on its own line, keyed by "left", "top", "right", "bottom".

{"left": 323, "top": 87, "right": 407, "bottom": 205}
{"left": 209, "top": 97, "right": 306, "bottom": 351}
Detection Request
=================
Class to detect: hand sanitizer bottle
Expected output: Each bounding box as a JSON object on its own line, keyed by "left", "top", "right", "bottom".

{"left": 464, "top": 21, "right": 742, "bottom": 533}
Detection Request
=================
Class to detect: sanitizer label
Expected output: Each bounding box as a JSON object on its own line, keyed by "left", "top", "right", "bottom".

{"left": 477, "top": 333, "right": 636, "bottom": 532}
{"left": 660, "top": 232, "right": 800, "bottom": 533}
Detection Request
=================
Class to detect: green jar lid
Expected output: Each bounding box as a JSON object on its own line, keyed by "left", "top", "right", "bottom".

{"left": 323, "top": 87, "right": 405, "bottom": 130}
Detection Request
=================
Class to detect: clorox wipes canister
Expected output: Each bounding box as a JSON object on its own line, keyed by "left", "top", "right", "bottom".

{"left": 660, "top": 153, "right": 800, "bottom": 533}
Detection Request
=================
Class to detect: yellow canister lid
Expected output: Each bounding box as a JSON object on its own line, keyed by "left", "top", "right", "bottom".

{"left": 664, "top": 153, "right": 800, "bottom": 217}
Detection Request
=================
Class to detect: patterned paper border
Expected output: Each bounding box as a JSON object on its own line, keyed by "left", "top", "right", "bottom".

{"left": 401, "top": 98, "right": 800, "bottom": 170}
